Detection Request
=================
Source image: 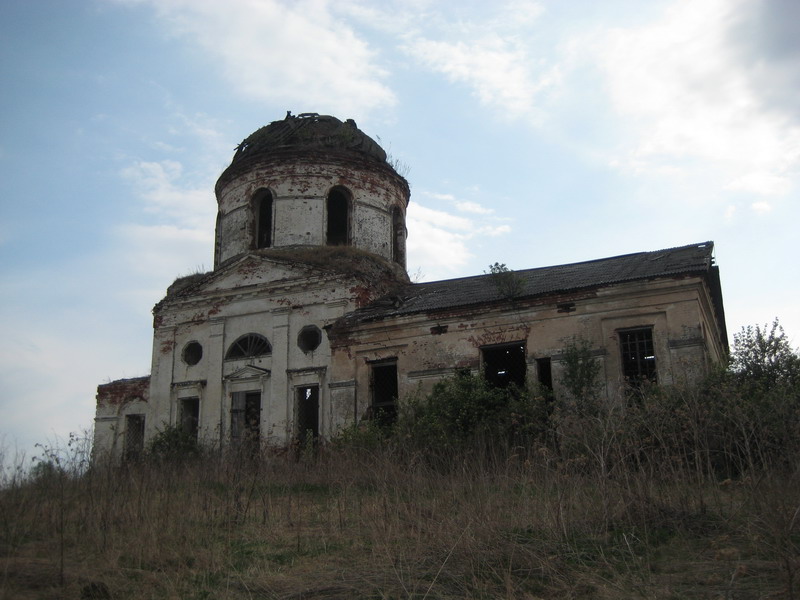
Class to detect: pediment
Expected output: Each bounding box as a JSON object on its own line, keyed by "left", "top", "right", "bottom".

{"left": 203, "top": 255, "right": 325, "bottom": 293}
{"left": 224, "top": 365, "right": 271, "bottom": 381}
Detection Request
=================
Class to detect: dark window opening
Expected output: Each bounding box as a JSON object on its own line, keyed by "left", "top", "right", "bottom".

{"left": 124, "top": 414, "right": 145, "bottom": 459}
{"left": 182, "top": 341, "right": 203, "bottom": 365}
{"left": 296, "top": 385, "right": 320, "bottom": 444}
{"left": 226, "top": 334, "right": 272, "bottom": 359}
{"left": 256, "top": 190, "right": 273, "bottom": 249}
{"left": 326, "top": 188, "right": 350, "bottom": 246}
{"left": 391, "top": 206, "right": 405, "bottom": 266}
{"left": 371, "top": 362, "right": 398, "bottom": 427}
{"left": 297, "top": 325, "right": 322, "bottom": 353}
{"left": 180, "top": 397, "right": 200, "bottom": 441}
{"left": 536, "top": 357, "right": 552, "bottom": 390}
{"left": 482, "top": 343, "right": 527, "bottom": 389}
{"left": 231, "top": 391, "right": 261, "bottom": 448}
{"left": 620, "top": 328, "right": 657, "bottom": 385}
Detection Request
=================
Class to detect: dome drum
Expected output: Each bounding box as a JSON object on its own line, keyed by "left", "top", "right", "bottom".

{"left": 213, "top": 114, "right": 410, "bottom": 270}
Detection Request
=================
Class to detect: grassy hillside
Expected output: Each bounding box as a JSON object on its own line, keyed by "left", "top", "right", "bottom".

{"left": 3, "top": 324, "right": 799, "bottom": 599}
{"left": 2, "top": 423, "right": 799, "bottom": 599}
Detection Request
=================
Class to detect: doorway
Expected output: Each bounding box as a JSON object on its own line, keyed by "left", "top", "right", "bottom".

{"left": 296, "top": 385, "right": 319, "bottom": 444}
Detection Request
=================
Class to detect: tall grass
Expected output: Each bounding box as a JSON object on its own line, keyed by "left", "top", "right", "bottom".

{"left": 2, "top": 374, "right": 799, "bottom": 599}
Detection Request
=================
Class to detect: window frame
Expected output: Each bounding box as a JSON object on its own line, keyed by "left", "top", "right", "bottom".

{"left": 326, "top": 186, "right": 351, "bottom": 246}
{"left": 225, "top": 333, "right": 272, "bottom": 360}
{"left": 254, "top": 189, "right": 274, "bottom": 249}
{"left": 618, "top": 326, "right": 657, "bottom": 385}
{"left": 481, "top": 341, "right": 527, "bottom": 389}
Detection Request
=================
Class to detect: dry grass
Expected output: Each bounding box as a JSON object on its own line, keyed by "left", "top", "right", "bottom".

{"left": 2, "top": 438, "right": 799, "bottom": 600}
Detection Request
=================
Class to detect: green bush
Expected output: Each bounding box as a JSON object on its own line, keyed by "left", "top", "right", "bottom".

{"left": 147, "top": 423, "right": 200, "bottom": 461}
{"left": 394, "top": 371, "right": 549, "bottom": 454}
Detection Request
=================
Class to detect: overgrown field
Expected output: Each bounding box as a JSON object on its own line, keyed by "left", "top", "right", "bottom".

{"left": 2, "top": 322, "right": 799, "bottom": 599}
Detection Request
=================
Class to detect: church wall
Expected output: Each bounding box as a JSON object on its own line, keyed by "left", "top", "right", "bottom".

{"left": 134, "top": 267, "right": 382, "bottom": 455}
{"left": 94, "top": 377, "right": 150, "bottom": 460}
{"left": 328, "top": 275, "right": 725, "bottom": 436}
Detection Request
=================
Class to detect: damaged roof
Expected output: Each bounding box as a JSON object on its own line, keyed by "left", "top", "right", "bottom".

{"left": 338, "top": 242, "right": 725, "bottom": 330}
{"left": 217, "top": 112, "right": 394, "bottom": 191}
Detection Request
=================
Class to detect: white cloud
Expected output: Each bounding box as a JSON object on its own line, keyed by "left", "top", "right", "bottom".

{"left": 406, "top": 200, "right": 511, "bottom": 281}
{"left": 121, "top": 160, "right": 216, "bottom": 230}
{"left": 587, "top": 0, "right": 800, "bottom": 196}
{"left": 751, "top": 201, "right": 772, "bottom": 215}
{"left": 402, "top": 33, "right": 559, "bottom": 122}
{"left": 114, "top": 0, "right": 395, "bottom": 118}
{"left": 726, "top": 171, "right": 792, "bottom": 197}
{"left": 455, "top": 200, "right": 494, "bottom": 215}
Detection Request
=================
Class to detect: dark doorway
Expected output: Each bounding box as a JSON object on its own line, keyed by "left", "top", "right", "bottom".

{"left": 536, "top": 357, "right": 552, "bottom": 391}
{"left": 371, "top": 362, "right": 398, "bottom": 426}
{"left": 180, "top": 397, "right": 200, "bottom": 441}
{"left": 296, "top": 385, "right": 320, "bottom": 444}
{"left": 231, "top": 391, "right": 261, "bottom": 448}
{"left": 482, "top": 343, "right": 527, "bottom": 388}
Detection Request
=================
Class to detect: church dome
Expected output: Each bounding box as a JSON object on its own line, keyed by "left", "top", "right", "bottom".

{"left": 212, "top": 112, "right": 410, "bottom": 272}
{"left": 217, "top": 113, "right": 389, "bottom": 188}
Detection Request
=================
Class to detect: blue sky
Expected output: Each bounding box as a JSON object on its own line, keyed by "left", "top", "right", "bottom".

{"left": 1, "top": 0, "right": 799, "bottom": 464}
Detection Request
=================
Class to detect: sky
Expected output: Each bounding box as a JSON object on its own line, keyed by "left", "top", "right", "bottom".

{"left": 1, "top": 0, "right": 799, "bottom": 465}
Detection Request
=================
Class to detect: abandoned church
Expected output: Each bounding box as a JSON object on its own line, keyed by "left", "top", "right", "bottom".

{"left": 94, "top": 112, "right": 728, "bottom": 457}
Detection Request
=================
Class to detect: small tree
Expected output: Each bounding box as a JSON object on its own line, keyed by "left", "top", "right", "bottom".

{"left": 730, "top": 319, "right": 800, "bottom": 389}
{"left": 558, "top": 336, "right": 602, "bottom": 411}
{"left": 486, "top": 263, "right": 524, "bottom": 299}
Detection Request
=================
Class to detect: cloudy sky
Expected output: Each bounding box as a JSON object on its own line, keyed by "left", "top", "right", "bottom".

{"left": 1, "top": 0, "right": 799, "bottom": 463}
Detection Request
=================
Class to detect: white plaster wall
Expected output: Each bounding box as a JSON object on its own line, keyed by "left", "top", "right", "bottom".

{"left": 145, "top": 260, "right": 372, "bottom": 449}
{"left": 215, "top": 158, "right": 408, "bottom": 267}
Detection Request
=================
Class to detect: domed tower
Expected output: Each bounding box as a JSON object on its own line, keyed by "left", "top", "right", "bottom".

{"left": 214, "top": 112, "right": 410, "bottom": 276}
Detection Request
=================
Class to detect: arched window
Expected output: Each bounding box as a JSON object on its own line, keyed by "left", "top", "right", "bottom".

{"left": 225, "top": 334, "right": 272, "bottom": 359}
{"left": 326, "top": 187, "right": 350, "bottom": 246}
{"left": 391, "top": 206, "right": 405, "bottom": 266}
{"left": 255, "top": 190, "right": 273, "bottom": 249}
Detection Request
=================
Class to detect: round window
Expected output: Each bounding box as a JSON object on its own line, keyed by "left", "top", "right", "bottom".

{"left": 297, "top": 325, "right": 322, "bottom": 353}
{"left": 182, "top": 341, "right": 203, "bottom": 365}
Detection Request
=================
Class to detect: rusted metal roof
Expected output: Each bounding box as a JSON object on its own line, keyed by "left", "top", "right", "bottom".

{"left": 339, "top": 242, "right": 722, "bottom": 325}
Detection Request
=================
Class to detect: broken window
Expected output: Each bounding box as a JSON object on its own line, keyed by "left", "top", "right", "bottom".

{"left": 391, "top": 206, "right": 405, "bottom": 266}
{"left": 297, "top": 325, "right": 322, "bottom": 353}
{"left": 182, "top": 341, "right": 203, "bottom": 366}
{"left": 326, "top": 187, "right": 350, "bottom": 246}
{"left": 231, "top": 391, "right": 261, "bottom": 447}
{"left": 124, "top": 414, "right": 145, "bottom": 459}
{"left": 619, "top": 328, "right": 657, "bottom": 385}
{"left": 180, "top": 397, "right": 200, "bottom": 441}
{"left": 482, "top": 343, "right": 527, "bottom": 389}
{"left": 255, "top": 189, "right": 273, "bottom": 249}
{"left": 371, "top": 361, "right": 398, "bottom": 427}
{"left": 225, "top": 334, "right": 272, "bottom": 359}
{"left": 536, "top": 357, "right": 553, "bottom": 391}
{"left": 296, "top": 385, "right": 319, "bottom": 444}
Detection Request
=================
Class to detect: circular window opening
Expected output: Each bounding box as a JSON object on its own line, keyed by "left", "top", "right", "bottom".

{"left": 297, "top": 325, "right": 322, "bottom": 353}
{"left": 182, "top": 341, "right": 203, "bottom": 365}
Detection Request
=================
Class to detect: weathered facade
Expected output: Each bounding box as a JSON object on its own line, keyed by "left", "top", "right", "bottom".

{"left": 94, "top": 112, "right": 728, "bottom": 458}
